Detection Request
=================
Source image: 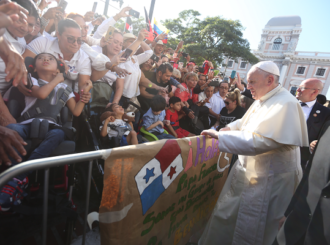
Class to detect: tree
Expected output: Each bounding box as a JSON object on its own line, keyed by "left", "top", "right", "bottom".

{"left": 114, "top": 17, "right": 146, "bottom": 36}
{"left": 162, "top": 10, "right": 258, "bottom": 67}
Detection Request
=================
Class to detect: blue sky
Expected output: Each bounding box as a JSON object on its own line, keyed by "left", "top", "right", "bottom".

{"left": 63, "top": 0, "right": 330, "bottom": 53}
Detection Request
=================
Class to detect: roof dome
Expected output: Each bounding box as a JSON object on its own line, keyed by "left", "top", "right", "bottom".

{"left": 266, "top": 16, "right": 301, "bottom": 27}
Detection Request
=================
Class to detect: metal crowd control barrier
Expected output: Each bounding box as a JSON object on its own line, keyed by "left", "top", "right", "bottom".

{"left": 0, "top": 149, "right": 112, "bottom": 245}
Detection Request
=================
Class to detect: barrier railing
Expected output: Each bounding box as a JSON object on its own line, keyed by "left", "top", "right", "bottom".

{"left": 0, "top": 149, "right": 112, "bottom": 245}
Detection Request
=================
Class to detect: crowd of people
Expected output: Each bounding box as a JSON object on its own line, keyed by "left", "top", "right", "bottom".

{"left": 0, "top": 0, "right": 330, "bottom": 244}
{"left": 0, "top": 0, "right": 251, "bottom": 212}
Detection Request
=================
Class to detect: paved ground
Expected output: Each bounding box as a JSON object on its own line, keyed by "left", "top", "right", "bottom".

{"left": 71, "top": 227, "right": 100, "bottom": 245}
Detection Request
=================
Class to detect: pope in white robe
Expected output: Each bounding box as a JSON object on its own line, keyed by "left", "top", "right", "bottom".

{"left": 198, "top": 61, "right": 309, "bottom": 245}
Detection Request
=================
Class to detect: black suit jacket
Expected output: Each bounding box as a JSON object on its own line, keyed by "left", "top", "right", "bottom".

{"left": 301, "top": 102, "right": 330, "bottom": 163}
{"left": 274, "top": 121, "right": 330, "bottom": 245}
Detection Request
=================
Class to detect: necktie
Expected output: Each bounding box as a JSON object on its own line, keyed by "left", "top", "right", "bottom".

{"left": 300, "top": 102, "right": 307, "bottom": 107}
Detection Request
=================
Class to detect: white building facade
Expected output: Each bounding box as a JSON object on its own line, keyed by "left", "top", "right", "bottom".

{"left": 221, "top": 16, "right": 330, "bottom": 96}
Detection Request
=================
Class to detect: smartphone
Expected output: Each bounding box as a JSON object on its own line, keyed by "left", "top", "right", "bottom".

{"left": 129, "top": 9, "right": 140, "bottom": 18}
{"left": 231, "top": 70, "right": 237, "bottom": 79}
{"left": 92, "top": 2, "right": 97, "bottom": 12}
{"left": 26, "top": 73, "right": 33, "bottom": 89}
{"left": 58, "top": 0, "right": 68, "bottom": 11}
{"left": 173, "top": 63, "right": 178, "bottom": 69}
{"left": 150, "top": 54, "right": 159, "bottom": 63}
{"left": 178, "top": 62, "right": 183, "bottom": 69}
{"left": 104, "top": 26, "right": 115, "bottom": 41}
{"left": 122, "top": 49, "right": 133, "bottom": 59}
{"left": 198, "top": 67, "right": 204, "bottom": 73}
{"left": 182, "top": 52, "right": 189, "bottom": 58}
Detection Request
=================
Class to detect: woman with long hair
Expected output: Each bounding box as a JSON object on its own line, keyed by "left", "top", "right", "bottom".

{"left": 214, "top": 88, "right": 246, "bottom": 130}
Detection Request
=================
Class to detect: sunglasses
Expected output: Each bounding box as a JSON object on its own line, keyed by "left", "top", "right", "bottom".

{"left": 66, "top": 36, "right": 84, "bottom": 45}
{"left": 224, "top": 101, "right": 231, "bottom": 105}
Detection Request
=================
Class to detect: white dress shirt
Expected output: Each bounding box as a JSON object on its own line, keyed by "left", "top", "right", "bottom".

{"left": 300, "top": 99, "right": 316, "bottom": 121}
{"left": 205, "top": 92, "right": 225, "bottom": 118}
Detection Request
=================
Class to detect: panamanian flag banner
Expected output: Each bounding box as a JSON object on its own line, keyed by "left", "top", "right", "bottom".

{"left": 97, "top": 136, "right": 232, "bottom": 245}
{"left": 135, "top": 140, "right": 184, "bottom": 214}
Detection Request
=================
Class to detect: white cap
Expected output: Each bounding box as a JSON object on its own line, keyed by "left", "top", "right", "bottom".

{"left": 156, "top": 40, "right": 165, "bottom": 45}
{"left": 253, "top": 61, "right": 280, "bottom": 76}
{"left": 123, "top": 33, "right": 136, "bottom": 41}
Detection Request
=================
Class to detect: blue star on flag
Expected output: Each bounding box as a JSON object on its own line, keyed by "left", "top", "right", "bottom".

{"left": 143, "top": 168, "right": 155, "bottom": 184}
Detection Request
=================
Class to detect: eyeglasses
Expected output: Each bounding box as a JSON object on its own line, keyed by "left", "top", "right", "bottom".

{"left": 220, "top": 86, "right": 229, "bottom": 90}
{"left": 66, "top": 36, "right": 84, "bottom": 45}
{"left": 298, "top": 86, "right": 320, "bottom": 91}
{"left": 224, "top": 101, "right": 231, "bottom": 105}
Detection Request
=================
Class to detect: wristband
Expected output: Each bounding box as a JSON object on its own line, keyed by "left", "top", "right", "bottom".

{"left": 148, "top": 84, "right": 152, "bottom": 87}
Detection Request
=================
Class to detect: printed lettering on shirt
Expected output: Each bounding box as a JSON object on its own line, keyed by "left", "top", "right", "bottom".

{"left": 219, "top": 116, "right": 236, "bottom": 126}
{"left": 68, "top": 65, "right": 77, "bottom": 73}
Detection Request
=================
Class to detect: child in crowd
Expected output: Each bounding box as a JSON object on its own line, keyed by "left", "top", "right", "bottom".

{"left": 1, "top": 53, "right": 92, "bottom": 211}
{"left": 100, "top": 103, "right": 138, "bottom": 146}
{"left": 142, "top": 95, "right": 176, "bottom": 140}
{"left": 165, "top": 96, "right": 195, "bottom": 138}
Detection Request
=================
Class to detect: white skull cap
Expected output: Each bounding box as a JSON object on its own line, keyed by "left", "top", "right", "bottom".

{"left": 253, "top": 61, "right": 280, "bottom": 76}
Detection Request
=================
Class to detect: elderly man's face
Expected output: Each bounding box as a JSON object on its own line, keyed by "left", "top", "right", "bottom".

{"left": 247, "top": 68, "right": 273, "bottom": 100}
{"left": 296, "top": 79, "right": 323, "bottom": 102}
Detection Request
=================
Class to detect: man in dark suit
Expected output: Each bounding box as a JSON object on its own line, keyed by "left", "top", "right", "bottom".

{"left": 296, "top": 78, "right": 330, "bottom": 169}
{"left": 273, "top": 120, "right": 330, "bottom": 245}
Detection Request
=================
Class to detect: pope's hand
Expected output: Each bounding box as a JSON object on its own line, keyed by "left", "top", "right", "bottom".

{"left": 220, "top": 127, "right": 230, "bottom": 131}
{"left": 201, "top": 129, "right": 218, "bottom": 139}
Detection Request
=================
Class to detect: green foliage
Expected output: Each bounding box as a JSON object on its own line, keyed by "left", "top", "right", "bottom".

{"left": 162, "top": 10, "right": 258, "bottom": 67}
{"left": 114, "top": 17, "right": 146, "bottom": 36}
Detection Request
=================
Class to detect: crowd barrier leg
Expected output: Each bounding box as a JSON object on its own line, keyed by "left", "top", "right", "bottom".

{"left": 42, "top": 168, "right": 50, "bottom": 245}
{"left": 82, "top": 160, "right": 93, "bottom": 245}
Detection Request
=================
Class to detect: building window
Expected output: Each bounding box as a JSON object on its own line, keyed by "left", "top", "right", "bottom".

{"left": 316, "top": 68, "right": 326, "bottom": 76}
{"left": 272, "top": 38, "right": 282, "bottom": 50}
{"left": 227, "top": 60, "right": 233, "bottom": 68}
{"left": 296, "top": 67, "right": 306, "bottom": 75}
{"left": 290, "top": 86, "right": 298, "bottom": 96}
{"left": 240, "top": 62, "right": 247, "bottom": 69}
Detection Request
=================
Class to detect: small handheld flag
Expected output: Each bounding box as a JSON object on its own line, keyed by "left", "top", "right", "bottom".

{"left": 154, "top": 18, "right": 169, "bottom": 44}
{"left": 144, "top": 7, "right": 154, "bottom": 42}
{"left": 125, "top": 16, "right": 133, "bottom": 33}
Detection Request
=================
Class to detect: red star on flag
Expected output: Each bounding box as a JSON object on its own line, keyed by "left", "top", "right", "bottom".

{"left": 168, "top": 166, "right": 177, "bottom": 179}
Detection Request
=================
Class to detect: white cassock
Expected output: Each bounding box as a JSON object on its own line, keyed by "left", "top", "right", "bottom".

{"left": 199, "top": 85, "right": 309, "bottom": 245}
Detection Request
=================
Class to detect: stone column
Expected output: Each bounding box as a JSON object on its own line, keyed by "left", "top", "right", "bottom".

{"left": 279, "top": 59, "right": 290, "bottom": 85}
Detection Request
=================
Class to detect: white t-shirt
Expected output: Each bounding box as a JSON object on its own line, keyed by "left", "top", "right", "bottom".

{"left": 26, "top": 36, "right": 91, "bottom": 92}
{"left": 205, "top": 92, "right": 225, "bottom": 117}
{"left": 0, "top": 29, "right": 26, "bottom": 96}
{"left": 20, "top": 77, "right": 75, "bottom": 125}
{"left": 120, "top": 50, "right": 153, "bottom": 98}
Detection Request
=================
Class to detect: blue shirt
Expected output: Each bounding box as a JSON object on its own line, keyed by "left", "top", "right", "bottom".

{"left": 142, "top": 108, "right": 166, "bottom": 134}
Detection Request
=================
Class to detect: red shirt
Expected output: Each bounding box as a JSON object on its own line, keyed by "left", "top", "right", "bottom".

{"left": 165, "top": 109, "right": 179, "bottom": 128}
{"left": 174, "top": 83, "right": 198, "bottom": 103}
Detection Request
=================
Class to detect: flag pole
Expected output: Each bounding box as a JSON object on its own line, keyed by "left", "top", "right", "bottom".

{"left": 123, "top": 17, "right": 127, "bottom": 33}
{"left": 149, "top": 0, "right": 156, "bottom": 23}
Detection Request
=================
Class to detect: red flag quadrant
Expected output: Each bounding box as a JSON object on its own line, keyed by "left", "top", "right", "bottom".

{"left": 99, "top": 136, "right": 232, "bottom": 245}
{"left": 125, "top": 16, "right": 133, "bottom": 33}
